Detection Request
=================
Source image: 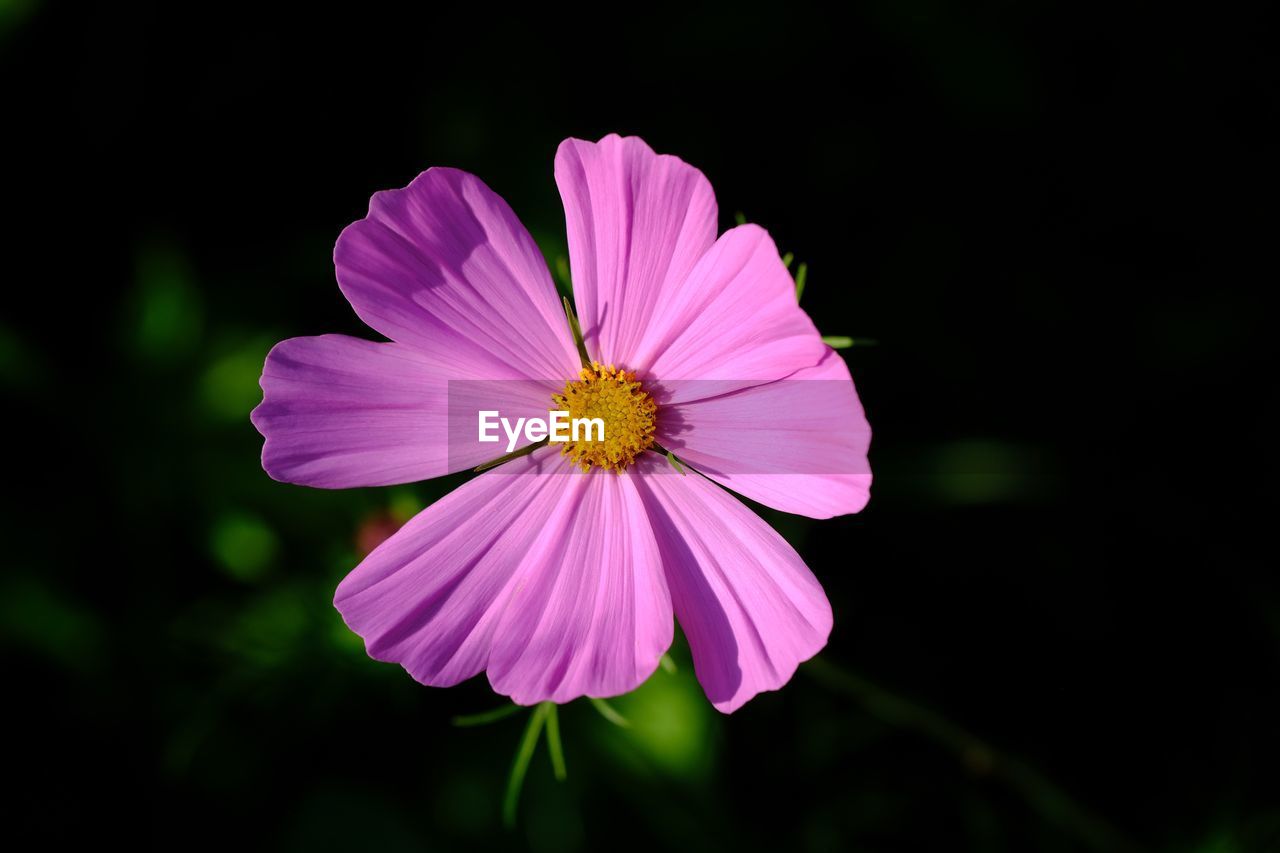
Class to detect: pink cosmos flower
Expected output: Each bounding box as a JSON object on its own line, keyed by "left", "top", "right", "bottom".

{"left": 252, "top": 134, "right": 872, "bottom": 712}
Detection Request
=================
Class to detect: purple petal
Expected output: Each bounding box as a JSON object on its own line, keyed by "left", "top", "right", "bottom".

{"left": 555, "top": 134, "right": 718, "bottom": 366}
{"left": 635, "top": 225, "right": 827, "bottom": 399}
{"left": 660, "top": 349, "right": 873, "bottom": 518}
{"left": 632, "top": 455, "right": 833, "bottom": 713}
{"left": 251, "top": 335, "right": 449, "bottom": 487}
{"left": 251, "top": 335, "right": 556, "bottom": 487}
{"left": 335, "top": 166, "right": 580, "bottom": 382}
{"left": 334, "top": 449, "right": 673, "bottom": 703}
{"left": 486, "top": 463, "right": 673, "bottom": 704}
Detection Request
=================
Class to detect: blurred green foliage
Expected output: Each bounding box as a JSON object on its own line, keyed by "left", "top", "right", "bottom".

{"left": 3, "top": 3, "right": 1275, "bottom": 851}
{"left": 129, "top": 242, "right": 204, "bottom": 362}
{"left": 210, "top": 511, "right": 278, "bottom": 582}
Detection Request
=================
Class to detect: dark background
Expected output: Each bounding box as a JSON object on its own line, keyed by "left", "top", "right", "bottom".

{"left": 2, "top": 2, "right": 1274, "bottom": 850}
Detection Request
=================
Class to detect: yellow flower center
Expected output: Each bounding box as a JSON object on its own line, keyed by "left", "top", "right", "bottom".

{"left": 552, "top": 362, "right": 657, "bottom": 472}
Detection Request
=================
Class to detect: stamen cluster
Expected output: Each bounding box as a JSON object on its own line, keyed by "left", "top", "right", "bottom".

{"left": 552, "top": 363, "right": 657, "bottom": 472}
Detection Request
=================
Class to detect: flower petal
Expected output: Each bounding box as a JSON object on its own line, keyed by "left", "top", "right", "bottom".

{"left": 334, "top": 450, "right": 672, "bottom": 703}
{"left": 634, "top": 224, "right": 827, "bottom": 400}
{"left": 335, "top": 166, "right": 580, "bottom": 382}
{"left": 251, "top": 335, "right": 556, "bottom": 487}
{"left": 659, "top": 349, "right": 872, "bottom": 518}
{"left": 555, "top": 134, "right": 718, "bottom": 366}
{"left": 251, "top": 335, "right": 447, "bottom": 487}
{"left": 632, "top": 455, "right": 833, "bottom": 713}
{"left": 486, "top": 464, "right": 673, "bottom": 704}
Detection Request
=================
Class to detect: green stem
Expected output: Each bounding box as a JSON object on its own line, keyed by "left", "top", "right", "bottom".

{"left": 804, "top": 657, "right": 1141, "bottom": 853}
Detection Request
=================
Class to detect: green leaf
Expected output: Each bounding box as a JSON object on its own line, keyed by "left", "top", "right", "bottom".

{"left": 589, "top": 697, "right": 631, "bottom": 728}
{"left": 473, "top": 438, "right": 549, "bottom": 472}
{"left": 781, "top": 252, "right": 794, "bottom": 270}
{"left": 733, "top": 211, "right": 747, "bottom": 226}
{"left": 503, "top": 703, "right": 549, "bottom": 828}
{"left": 659, "top": 653, "right": 678, "bottom": 674}
{"left": 451, "top": 703, "right": 524, "bottom": 727}
{"left": 822, "top": 336, "right": 878, "bottom": 349}
{"left": 666, "top": 451, "right": 687, "bottom": 475}
{"left": 563, "top": 296, "right": 591, "bottom": 367}
{"left": 794, "top": 262, "right": 808, "bottom": 302}
{"left": 544, "top": 702, "right": 567, "bottom": 781}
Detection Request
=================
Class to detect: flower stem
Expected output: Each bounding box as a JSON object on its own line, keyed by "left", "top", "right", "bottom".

{"left": 804, "top": 657, "right": 1140, "bottom": 853}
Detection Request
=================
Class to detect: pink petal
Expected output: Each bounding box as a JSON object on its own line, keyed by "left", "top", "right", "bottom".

{"left": 555, "top": 134, "right": 718, "bottom": 366}
{"left": 251, "top": 335, "right": 556, "bottom": 487}
{"left": 659, "top": 349, "right": 873, "bottom": 518}
{"left": 486, "top": 463, "right": 673, "bottom": 704}
{"left": 335, "top": 166, "right": 580, "bottom": 382}
{"left": 631, "top": 455, "right": 833, "bottom": 713}
{"left": 334, "top": 449, "right": 673, "bottom": 703}
{"left": 634, "top": 225, "right": 827, "bottom": 399}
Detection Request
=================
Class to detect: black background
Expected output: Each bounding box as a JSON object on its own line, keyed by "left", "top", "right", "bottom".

{"left": 3, "top": 3, "right": 1274, "bottom": 850}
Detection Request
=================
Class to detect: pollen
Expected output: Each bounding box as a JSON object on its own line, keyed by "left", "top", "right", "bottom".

{"left": 552, "top": 362, "right": 657, "bottom": 473}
